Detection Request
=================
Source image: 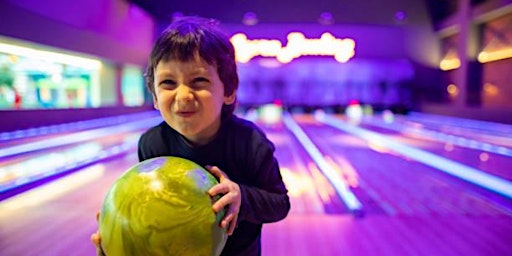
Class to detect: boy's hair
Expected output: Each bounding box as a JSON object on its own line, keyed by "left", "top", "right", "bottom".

{"left": 145, "top": 16, "right": 239, "bottom": 116}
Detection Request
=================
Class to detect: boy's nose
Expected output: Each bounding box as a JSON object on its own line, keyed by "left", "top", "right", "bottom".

{"left": 175, "top": 85, "right": 193, "bottom": 101}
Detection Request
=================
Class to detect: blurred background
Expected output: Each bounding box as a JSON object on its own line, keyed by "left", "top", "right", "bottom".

{"left": 0, "top": 0, "right": 511, "bottom": 255}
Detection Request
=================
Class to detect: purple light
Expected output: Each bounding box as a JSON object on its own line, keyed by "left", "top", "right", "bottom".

{"left": 394, "top": 11, "right": 407, "bottom": 22}
{"left": 171, "top": 12, "right": 184, "bottom": 22}
{"left": 318, "top": 12, "right": 334, "bottom": 25}
{"left": 242, "top": 12, "right": 258, "bottom": 26}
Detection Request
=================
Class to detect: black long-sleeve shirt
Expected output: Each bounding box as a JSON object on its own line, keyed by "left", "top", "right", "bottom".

{"left": 138, "top": 114, "right": 290, "bottom": 256}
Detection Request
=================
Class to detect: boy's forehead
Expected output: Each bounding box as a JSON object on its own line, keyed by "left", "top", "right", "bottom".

{"left": 160, "top": 51, "right": 213, "bottom": 65}
{"left": 160, "top": 50, "right": 209, "bottom": 63}
{"left": 154, "top": 58, "right": 216, "bottom": 73}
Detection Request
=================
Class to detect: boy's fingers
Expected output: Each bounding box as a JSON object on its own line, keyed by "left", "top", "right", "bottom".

{"left": 206, "top": 166, "right": 227, "bottom": 181}
{"left": 221, "top": 204, "right": 239, "bottom": 235}
{"left": 90, "top": 232, "right": 100, "bottom": 245}
{"left": 91, "top": 231, "right": 105, "bottom": 255}
{"left": 227, "top": 215, "right": 238, "bottom": 235}
{"left": 96, "top": 246, "right": 106, "bottom": 256}
{"left": 208, "top": 184, "right": 228, "bottom": 197}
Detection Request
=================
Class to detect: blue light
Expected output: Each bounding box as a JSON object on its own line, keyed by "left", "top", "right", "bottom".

{"left": 0, "top": 111, "right": 158, "bottom": 142}
{"left": 0, "top": 116, "right": 161, "bottom": 158}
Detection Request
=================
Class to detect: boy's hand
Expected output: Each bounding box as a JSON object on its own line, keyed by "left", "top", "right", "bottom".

{"left": 206, "top": 165, "right": 241, "bottom": 236}
{"left": 90, "top": 212, "right": 105, "bottom": 256}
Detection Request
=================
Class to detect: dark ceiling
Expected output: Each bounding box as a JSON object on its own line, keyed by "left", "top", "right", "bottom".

{"left": 127, "top": 0, "right": 481, "bottom": 27}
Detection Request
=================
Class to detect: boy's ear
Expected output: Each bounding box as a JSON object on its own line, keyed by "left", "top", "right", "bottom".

{"left": 224, "top": 90, "right": 237, "bottom": 105}
{"left": 152, "top": 94, "right": 159, "bottom": 110}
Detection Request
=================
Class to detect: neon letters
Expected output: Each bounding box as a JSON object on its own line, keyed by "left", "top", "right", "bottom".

{"left": 230, "top": 32, "right": 356, "bottom": 63}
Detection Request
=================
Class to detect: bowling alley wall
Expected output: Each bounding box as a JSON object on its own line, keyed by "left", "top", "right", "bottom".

{"left": 0, "top": 0, "right": 156, "bottom": 131}
{"left": 1, "top": 0, "right": 512, "bottom": 132}
{"left": 218, "top": 23, "right": 428, "bottom": 112}
{"left": 425, "top": 1, "right": 512, "bottom": 124}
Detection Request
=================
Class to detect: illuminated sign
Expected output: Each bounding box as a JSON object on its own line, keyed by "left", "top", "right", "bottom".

{"left": 478, "top": 48, "right": 512, "bottom": 63}
{"left": 230, "top": 32, "right": 356, "bottom": 63}
{"left": 439, "top": 58, "right": 460, "bottom": 71}
{"left": 0, "top": 42, "right": 102, "bottom": 70}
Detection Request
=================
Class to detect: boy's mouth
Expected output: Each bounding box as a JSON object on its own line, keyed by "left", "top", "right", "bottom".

{"left": 176, "top": 110, "right": 196, "bottom": 117}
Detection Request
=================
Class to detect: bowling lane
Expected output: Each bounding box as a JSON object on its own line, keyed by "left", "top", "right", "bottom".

{"left": 256, "top": 123, "right": 349, "bottom": 215}
{"left": 0, "top": 113, "right": 162, "bottom": 198}
{"left": 2, "top": 114, "right": 512, "bottom": 256}
{"left": 0, "top": 129, "right": 146, "bottom": 198}
{"left": 0, "top": 119, "right": 351, "bottom": 256}
{"left": 261, "top": 114, "right": 512, "bottom": 256}
{"left": 295, "top": 114, "right": 512, "bottom": 255}
{"left": 0, "top": 112, "right": 161, "bottom": 160}
{"left": 294, "top": 114, "right": 512, "bottom": 217}
{"left": 0, "top": 153, "right": 139, "bottom": 256}
{"left": 357, "top": 115, "right": 512, "bottom": 181}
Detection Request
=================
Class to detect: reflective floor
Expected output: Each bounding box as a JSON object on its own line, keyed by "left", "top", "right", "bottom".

{"left": 1, "top": 111, "right": 511, "bottom": 255}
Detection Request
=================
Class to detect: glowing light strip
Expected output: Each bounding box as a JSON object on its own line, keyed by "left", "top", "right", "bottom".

{"left": 0, "top": 164, "right": 105, "bottom": 210}
{"left": 367, "top": 118, "right": 512, "bottom": 157}
{"left": 478, "top": 48, "right": 512, "bottom": 63}
{"left": 0, "top": 111, "right": 159, "bottom": 141}
{"left": 439, "top": 58, "right": 460, "bottom": 71}
{"left": 0, "top": 136, "right": 138, "bottom": 194}
{"left": 407, "top": 112, "right": 512, "bottom": 138}
{"left": 282, "top": 113, "right": 363, "bottom": 213}
{"left": 317, "top": 114, "right": 512, "bottom": 199}
{"left": 230, "top": 32, "right": 355, "bottom": 63}
{"left": 0, "top": 42, "right": 102, "bottom": 70}
{"left": 0, "top": 116, "right": 161, "bottom": 158}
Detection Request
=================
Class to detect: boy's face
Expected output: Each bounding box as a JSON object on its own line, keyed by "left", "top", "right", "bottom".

{"left": 152, "top": 56, "right": 235, "bottom": 145}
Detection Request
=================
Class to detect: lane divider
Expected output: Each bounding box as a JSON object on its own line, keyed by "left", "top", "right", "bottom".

{"left": 0, "top": 136, "right": 139, "bottom": 195}
{"left": 316, "top": 113, "right": 512, "bottom": 200}
{"left": 0, "top": 164, "right": 106, "bottom": 210}
{"left": 282, "top": 113, "right": 363, "bottom": 215}
{"left": 0, "top": 117, "right": 162, "bottom": 159}
{"left": 0, "top": 111, "right": 159, "bottom": 141}
{"left": 366, "top": 117, "right": 512, "bottom": 157}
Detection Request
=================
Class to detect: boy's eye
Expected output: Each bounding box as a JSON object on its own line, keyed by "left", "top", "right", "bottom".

{"left": 159, "top": 79, "right": 176, "bottom": 89}
{"left": 192, "top": 77, "right": 210, "bottom": 87}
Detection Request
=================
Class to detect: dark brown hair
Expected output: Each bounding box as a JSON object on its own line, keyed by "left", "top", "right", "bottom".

{"left": 145, "top": 16, "right": 239, "bottom": 116}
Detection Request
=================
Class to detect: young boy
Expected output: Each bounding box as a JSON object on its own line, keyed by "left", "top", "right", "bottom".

{"left": 92, "top": 16, "right": 290, "bottom": 255}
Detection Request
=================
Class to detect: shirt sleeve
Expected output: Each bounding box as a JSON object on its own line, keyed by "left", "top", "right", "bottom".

{"left": 137, "top": 123, "right": 169, "bottom": 162}
{"left": 137, "top": 133, "right": 147, "bottom": 162}
{"left": 237, "top": 129, "right": 290, "bottom": 224}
